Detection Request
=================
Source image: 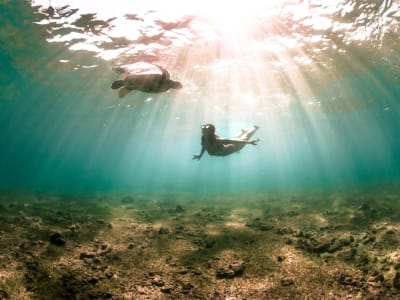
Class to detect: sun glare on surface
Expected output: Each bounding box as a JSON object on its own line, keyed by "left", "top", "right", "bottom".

{"left": 194, "top": 1, "right": 280, "bottom": 34}
{"left": 31, "top": 0, "right": 378, "bottom": 116}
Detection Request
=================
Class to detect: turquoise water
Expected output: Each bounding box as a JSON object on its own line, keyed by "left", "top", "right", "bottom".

{"left": 1, "top": 0, "right": 399, "bottom": 194}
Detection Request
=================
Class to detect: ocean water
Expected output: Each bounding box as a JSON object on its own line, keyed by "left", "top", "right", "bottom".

{"left": 1, "top": 0, "right": 400, "bottom": 195}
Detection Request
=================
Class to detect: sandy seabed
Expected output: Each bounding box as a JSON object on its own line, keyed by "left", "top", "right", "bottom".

{"left": 0, "top": 186, "right": 400, "bottom": 299}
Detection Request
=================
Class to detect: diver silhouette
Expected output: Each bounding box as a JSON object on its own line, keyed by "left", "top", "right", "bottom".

{"left": 193, "top": 124, "right": 259, "bottom": 160}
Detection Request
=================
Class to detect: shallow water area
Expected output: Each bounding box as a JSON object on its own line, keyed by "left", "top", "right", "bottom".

{"left": 1, "top": 0, "right": 400, "bottom": 299}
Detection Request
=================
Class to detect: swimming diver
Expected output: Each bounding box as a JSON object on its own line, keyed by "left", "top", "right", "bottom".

{"left": 192, "top": 124, "right": 259, "bottom": 160}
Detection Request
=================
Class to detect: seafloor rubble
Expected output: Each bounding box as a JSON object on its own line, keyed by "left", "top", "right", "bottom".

{"left": 0, "top": 187, "right": 399, "bottom": 299}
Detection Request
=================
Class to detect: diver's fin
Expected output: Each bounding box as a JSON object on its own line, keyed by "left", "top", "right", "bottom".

{"left": 118, "top": 87, "right": 131, "bottom": 98}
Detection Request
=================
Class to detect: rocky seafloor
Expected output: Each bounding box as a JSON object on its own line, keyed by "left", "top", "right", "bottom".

{"left": 0, "top": 186, "right": 400, "bottom": 299}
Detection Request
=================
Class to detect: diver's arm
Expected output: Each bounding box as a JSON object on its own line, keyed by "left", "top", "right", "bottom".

{"left": 193, "top": 147, "right": 206, "bottom": 160}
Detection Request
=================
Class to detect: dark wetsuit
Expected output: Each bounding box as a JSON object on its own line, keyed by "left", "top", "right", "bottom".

{"left": 201, "top": 135, "right": 243, "bottom": 156}
{"left": 193, "top": 125, "right": 259, "bottom": 160}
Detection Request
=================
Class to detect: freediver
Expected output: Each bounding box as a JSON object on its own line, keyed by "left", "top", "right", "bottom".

{"left": 192, "top": 124, "right": 259, "bottom": 160}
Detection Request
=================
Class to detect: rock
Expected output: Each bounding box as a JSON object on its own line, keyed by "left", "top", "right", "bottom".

{"left": 338, "top": 274, "right": 355, "bottom": 286}
{"left": 68, "top": 224, "right": 80, "bottom": 232}
{"left": 285, "top": 238, "right": 294, "bottom": 245}
{"left": 49, "top": 232, "right": 66, "bottom": 246}
{"left": 87, "top": 291, "right": 113, "bottom": 299}
{"left": 99, "top": 244, "right": 112, "bottom": 255}
{"left": 361, "top": 233, "right": 376, "bottom": 244}
{"left": 314, "top": 240, "right": 332, "bottom": 253}
{"left": 151, "top": 275, "right": 165, "bottom": 287}
{"left": 87, "top": 277, "right": 99, "bottom": 285}
{"left": 296, "top": 238, "right": 330, "bottom": 253}
{"left": 337, "top": 272, "right": 364, "bottom": 287}
{"left": 281, "top": 278, "right": 294, "bottom": 286}
{"left": 328, "top": 234, "right": 355, "bottom": 253}
{"left": 340, "top": 233, "right": 354, "bottom": 244}
{"left": 180, "top": 281, "right": 194, "bottom": 293}
{"left": 92, "top": 258, "right": 102, "bottom": 265}
{"left": 80, "top": 252, "right": 95, "bottom": 259}
{"left": 217, "top": 267, "right": 235, "bottom": 278}
{"left": 276, "top": 228, "right": 294, "bottom": 235}
{"left": 384, "top": 229, "right": 397, "bottom": 235}
{"left": 160, "top": 286, "right": 173, "bottom": 294}
{"left": 293, "top": 230, "right": 305, "bottom": 237}
{"left": 192, "top": 269, "right": 202, "bottom": 276}
{"left": 246, "top": 218, "right": 273, "bottom": 231}
{"left": 177, "top": 268, "right": 189, "bottom": 275}
{"left": 175, "top": 205, "right": 184, "bottom": 213}
{"left": 158, "top": 227, "right": 169, "bottom": 234}
{"left": 295, "top": 232, "right": 355, "bottom": 255}
{"left": 216, "top": 261, "right": 245, "bottom": 279}
{"left": 105, "top": 271, "right": 114, "bottom": 279}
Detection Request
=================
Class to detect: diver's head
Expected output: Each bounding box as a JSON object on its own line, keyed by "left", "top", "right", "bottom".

{"left": 201, "top": 124, "right": 215, "bottom": 135}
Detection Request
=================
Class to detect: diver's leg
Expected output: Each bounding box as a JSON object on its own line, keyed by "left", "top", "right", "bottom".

{"left": 241, "top": 125, "right": 259, "bottom": 140}
{"left": 235, "top": 129, "right": 247, "bottom": 139}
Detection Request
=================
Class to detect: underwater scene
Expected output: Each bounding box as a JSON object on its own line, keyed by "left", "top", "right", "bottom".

{"left": 1, "top": 0, "right": 400, "bottom": 299}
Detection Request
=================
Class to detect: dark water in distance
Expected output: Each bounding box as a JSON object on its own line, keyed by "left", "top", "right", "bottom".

{"left": 1, "top": 0, "right": 399, "bottom": 194}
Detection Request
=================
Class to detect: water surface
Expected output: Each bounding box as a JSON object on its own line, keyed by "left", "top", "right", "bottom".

{"left": 1, "top": 0, "right": 399, "bottom": 194}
